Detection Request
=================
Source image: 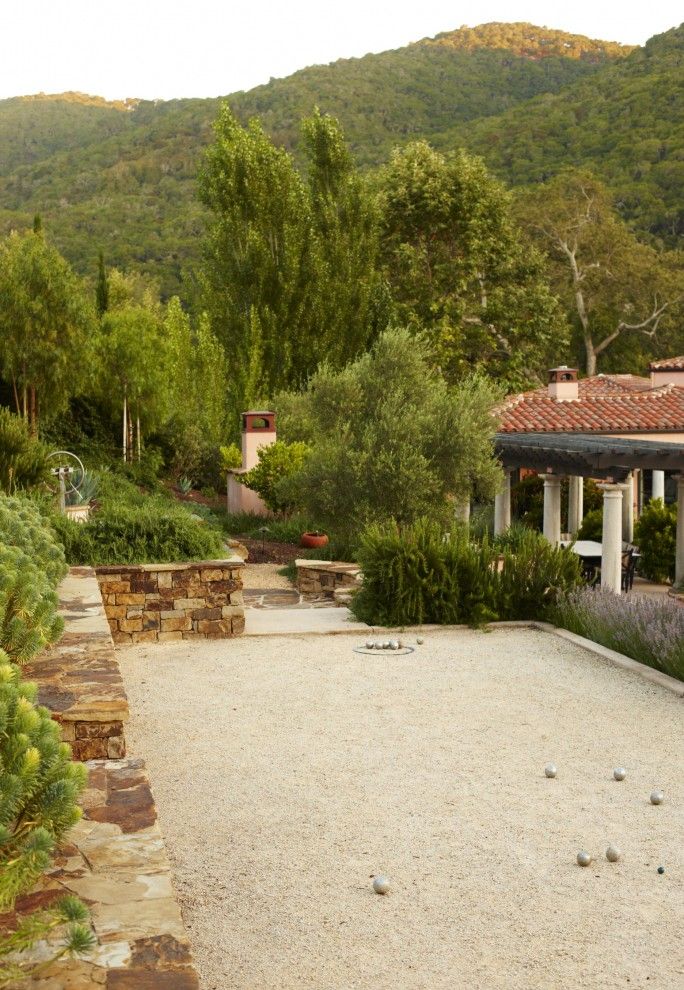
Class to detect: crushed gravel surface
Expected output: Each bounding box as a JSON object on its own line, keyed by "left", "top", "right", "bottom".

{"left": 241, "top": 563, "right": 292, "bottom": 590}
{"left": 119, "top": 627, "right": 684, "bottom": 990}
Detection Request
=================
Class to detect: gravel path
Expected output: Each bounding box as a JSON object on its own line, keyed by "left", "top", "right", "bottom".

{"left": 119, "top": 628, "right": 684, "bottom": 990}
{"left": 242, "top": 563, "right": 292, "bottom": 590}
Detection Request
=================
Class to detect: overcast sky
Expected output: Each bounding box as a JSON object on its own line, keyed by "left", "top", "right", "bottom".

{"left": 1, "top": 1, "right": 681, "bottom": 102}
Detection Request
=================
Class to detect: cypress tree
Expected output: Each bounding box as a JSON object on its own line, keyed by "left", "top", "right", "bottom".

{"left": 96, "top": 250, "right": 109, "bottom": 317}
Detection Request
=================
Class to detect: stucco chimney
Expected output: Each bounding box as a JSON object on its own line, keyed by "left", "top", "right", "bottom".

{"left": 241, "top": 410, "right": 276, "bottom": 470}
{"left": 649, "top": 357, "right": 684, "bottom": 388}
{"left": 548, "top": 367, "right": 579, "bottom": 401}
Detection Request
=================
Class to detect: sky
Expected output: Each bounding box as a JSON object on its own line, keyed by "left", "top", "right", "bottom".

{"left": 1, "top": 1, "right": 681, "bottom": 102}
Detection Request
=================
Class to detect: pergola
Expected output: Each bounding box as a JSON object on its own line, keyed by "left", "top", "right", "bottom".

{"left": 493, "top": 432, "right": 684, "bottom": 592}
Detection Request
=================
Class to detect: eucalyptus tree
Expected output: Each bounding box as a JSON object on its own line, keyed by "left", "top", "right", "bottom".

{"left": 516, "top": 169, "right": 684, "bottom": 375}
{"left": 377, "top": 141, "right": 568, "bottom": 389}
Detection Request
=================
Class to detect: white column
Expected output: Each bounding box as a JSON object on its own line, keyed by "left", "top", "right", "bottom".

{"left": 621, "top": 473, "right": 634, "bottom": 545}
{"left": 676, "top": 474, "right": 684, "bottom": 587}
{"left": 542, "top": 474, "right": 562, "bottom": 545}
{"left": 454, "top": 497, "right": 470, "bottom": 527}
{"left": 494, "top": 472, "right": 512, "bottom": 536}
{"left": 599, "top": 483, "right": 624, "bottom": 593}
{"left": 567, "top": 476, "right": 584, "bottom": 536}
{"left": 651, "top": 470, "right": 665, "bottom": 502}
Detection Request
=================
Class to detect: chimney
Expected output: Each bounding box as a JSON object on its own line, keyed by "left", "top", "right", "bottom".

{"left": 649, "top": 358, "right": 684, "bottom": 388}
{"left": 241, "top": 410, "right": 276, "bottom": 470}
{"left": 548, "top": 367, "right": 579, "bottom": 401}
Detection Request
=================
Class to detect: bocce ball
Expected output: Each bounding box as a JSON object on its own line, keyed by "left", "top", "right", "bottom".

{"left": 373, "top": 875, "right": 390, "bottom": 895}
{"left": 613, "top": 767, "right": 627, "bottom": 781}
{"left": 650, "top": 790, "right": 664, "bottom": 805}
{"left": 366, "top": 640, "right": 374, "bottom": 650}
{"left": 577, "top": 851, "right": 592, "bottom": 867}
{"left": 416, "top": 637, "right": 424, "bottom": 645}
{"left": 606, "top": 845, "right": 621, "bottom": 863}
{"left": 657, "top": 866, "right": 665, "bottom": 875}
{"left": 389, "top": 640, "right": 399, "bottom": 650}
{"left": 544, "top": 763, "right": 557, "bottom": 778}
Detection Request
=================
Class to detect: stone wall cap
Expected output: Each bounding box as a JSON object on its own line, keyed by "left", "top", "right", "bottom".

{"left": 295, "top": 559, "right": 360, "bottom": 573}
{"left": 96, "top": 558, "right": 245, "bottom": 574}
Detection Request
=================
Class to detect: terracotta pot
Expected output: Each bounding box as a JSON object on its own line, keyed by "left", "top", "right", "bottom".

{"left": 301, "top": 532, "right": 329, "bottom": 549}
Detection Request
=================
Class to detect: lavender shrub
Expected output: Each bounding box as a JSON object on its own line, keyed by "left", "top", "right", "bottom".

{"left": 554, "top": 587, "right": 684, "bottom": 681}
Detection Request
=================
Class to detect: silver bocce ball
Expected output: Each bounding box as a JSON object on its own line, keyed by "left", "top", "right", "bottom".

{"left": 372, "top": 875, "right": 390, "bottom": 895}
{"left": 650, "top": 790, "right": 664, "bottom": 805}
{"left": 544, "top": 763, "right": 557, "bottom": 778}
{"left": 576, "top": 851, "right": 592, "bottom": 867}
{"left": 365, "top": 640, "right": 375, "bottom": 650}
{"left": 606, "top": 845, "right": 621, "bottom": 863}
{"left": 389, "top": 640, "right": 399, "bottom": 650}
{"left": 613, "top": 767, "right": 627, "bottom": 781}
{"left": 416, "top": 637, "right": 424, "bottom": 645}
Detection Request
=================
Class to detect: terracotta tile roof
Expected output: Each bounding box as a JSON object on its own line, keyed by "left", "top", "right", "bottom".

{"left": 499, "top": 375, "right": 684, "bottom": 434}
{"left": 649, "top": 355, "right": 684, "bottom": 370}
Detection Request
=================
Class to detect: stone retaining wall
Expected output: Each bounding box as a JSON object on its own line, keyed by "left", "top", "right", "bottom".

{"left": 96, "top": 560, "right": 245, "bottom": 645}
{"left": 295, "top": 559, "right": 362, "bottom": 600}
{"left": 28, "top": 567, "right": 129, "bottom": 761}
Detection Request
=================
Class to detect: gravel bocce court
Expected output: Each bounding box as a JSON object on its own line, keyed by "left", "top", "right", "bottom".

{"left": 119, "top": 627, "right": 684, "bottom": 990}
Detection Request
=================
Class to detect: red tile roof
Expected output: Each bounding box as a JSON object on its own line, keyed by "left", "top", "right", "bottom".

{"left": 649, "top": 356, "right": 684, "bottom": 370}
{"left": 499, "top": 375, "right": 684, "bottom": 434}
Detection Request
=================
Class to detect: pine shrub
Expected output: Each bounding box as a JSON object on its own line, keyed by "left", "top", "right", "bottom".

{"left": 0, "top": 493, "right": 67, "bottom": 589}
{"left": 0, "top": 546, "right": 63, "bottom": 664}
{"left": 0, "top": 651, "right": 87, "bottom": 910}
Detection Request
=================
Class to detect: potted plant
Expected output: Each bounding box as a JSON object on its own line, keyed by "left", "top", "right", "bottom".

{"left": 301, "top": 530, "right": 329, "bottom": 549}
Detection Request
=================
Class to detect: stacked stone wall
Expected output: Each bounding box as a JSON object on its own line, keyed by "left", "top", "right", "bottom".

{"left": 295, "top": 559, "right": 362, "bottom": 599}
{"left": 96, "top": 560, "right": 245, "bottom": 645}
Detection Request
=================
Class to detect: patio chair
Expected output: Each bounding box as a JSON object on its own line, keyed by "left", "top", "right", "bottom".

{"left": 621, "top": 548, "right": 637, "bottom": 592}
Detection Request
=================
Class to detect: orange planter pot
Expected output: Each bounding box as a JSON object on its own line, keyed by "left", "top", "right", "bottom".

{"left": 300, "top": 532, "right": 329, "bottom": 549}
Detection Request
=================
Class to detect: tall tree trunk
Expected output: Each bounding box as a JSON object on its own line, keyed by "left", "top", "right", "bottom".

{"left": 585, "top": 340, "right": 597, "bottom": 377}
{"left": 136, "top": 408, "right": 141, "bottom": 462}
{"left": 122, "top": 389, "right": 128, "bottom": 463}
{"left": 29, "top": 386, "right": 37, "bottom": 435}
{"left": 11, "top": 377, "right": 20, "bottom": 416}
{"left": 128, "top": 411, "right": 133, "bottom": 463}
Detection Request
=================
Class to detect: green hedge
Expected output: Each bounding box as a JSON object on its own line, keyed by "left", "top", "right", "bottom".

{"left": 50, "top": 502, "right": 225, "bottom": 566}
{"left": 351, "top": 518, "right": 583, "bottom": 626}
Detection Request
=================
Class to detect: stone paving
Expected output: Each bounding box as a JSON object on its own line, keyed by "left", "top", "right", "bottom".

{"left": 243, "top": 587, "right": 335, "bottom": 609}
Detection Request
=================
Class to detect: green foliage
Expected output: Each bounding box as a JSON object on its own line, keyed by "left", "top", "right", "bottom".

{"left": 220, "top": 443, "right": 242, "bottom": 470}
{"left": 516, "top": 170, "right": 683, "bottom": 375}
{"left": 199, "top": 106, "right": 387, "bottom": 418}
{"left": 378, "top": 142, "right": 569, "bottom": 388}
{"left": 276, "top": 329, "right": 503, "bottom": 546}
{"left": 0, "top": 894, "right": 95, "bottom": 987}
{"left": 0, "top": 493, "right": 67, "bottom": 588}
{"left": 0, "top": 228, "right": 95, "bottom": 429}
{"left": 164, "top": 297, "right": 231, "bottom": 478}
{"left": 0, "top": 407, "right": 50, "bottom": 493}
{"left": 577, "top": 508, "right": 603, "bottom": 542}
{"left": 49, "top": 472, "right": 225, "bottom": 566}
{"left": 0, "top": 651, "right": 87, "bottom": 910}
{"left": 511, "top": 475, "right": 603, "bottom": 532}
{"left": 238, "top": 441, "right": 310, "bottom": 513}
{"left": 633, "top": 498, "right": 677, "bottom": 583}
{"left": 96, "top": 250, "right": 109, "bottom": 316}
{"left": 352, "top": 517, "right": 582, "bottom": 626}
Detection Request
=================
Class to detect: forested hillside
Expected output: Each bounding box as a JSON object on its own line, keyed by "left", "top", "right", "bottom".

{"left": 0, "top": 22, "right": 678, "bottom": 298}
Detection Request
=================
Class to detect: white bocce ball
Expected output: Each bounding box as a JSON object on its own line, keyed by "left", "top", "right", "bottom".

{"left": 365, "top": 640, "right": 375, "bottom": 650}
{"left": 613, "top": 767, "right": 627, "bottom": 781}
{"left": 389, "top": 640, "right": 399, "bottom": 650}
{"left": 372, "top": 875, "right": 390, "bottom": 895}
{"left": 544, "top": 763, "right": 557, "bottom": 778}
{"left": 577, "top": 851, "right": 592, "bottom": 867}
{"left": 416, "top": 637, "right": 424, "bottom": 645}
{"left": 650, "top": 790, "right": 664, "bottom": 805}
{"left": 606, "top": 845, "right": 621, "bottom": 863}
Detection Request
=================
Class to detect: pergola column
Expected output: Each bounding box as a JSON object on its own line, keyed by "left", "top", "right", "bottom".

{"left": 651, "top": 470, "right": 665, "bottom": 502}
{"left": 621, "top": 472, "right": 634, "bottom": 544}
{"left": 494, "top": 472, "right": 512, "bottom": 536}
{"left": 567, "top": 476, "right": 584, "bottom": 536}
{"left": 599, "top": 483, "right": 624, "bottom": 593}
{"left": 676, "top": 474, "right": 684, "bottom": 586}
{"left": 541, "top": 474, "right": 562, "bottom": 545}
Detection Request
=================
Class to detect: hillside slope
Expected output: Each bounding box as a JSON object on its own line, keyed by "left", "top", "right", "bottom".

{"left": 0, "top": 23, "right": 662, "bottom": 296}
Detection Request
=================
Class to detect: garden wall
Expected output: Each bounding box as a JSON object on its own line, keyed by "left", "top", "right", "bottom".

{"left": 96, "top": 560, "right": 245, "bottom": 645}
{"left": 295, "top": 559, "right": 362, "bottom": 600}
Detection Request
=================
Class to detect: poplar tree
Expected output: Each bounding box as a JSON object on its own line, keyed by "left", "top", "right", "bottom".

{"left": 96, "top": 250, "right": 110, "bottom": 316}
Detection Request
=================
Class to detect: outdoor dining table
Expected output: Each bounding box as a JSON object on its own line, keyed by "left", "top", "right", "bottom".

{"left": 560, "top": 540, "right": 603, "bottom": 561}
